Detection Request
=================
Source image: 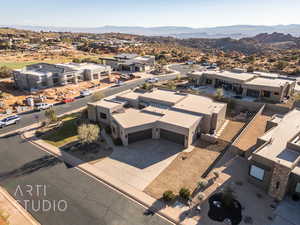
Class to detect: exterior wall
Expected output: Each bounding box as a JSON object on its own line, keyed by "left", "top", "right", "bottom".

{"left": 268, "top": 163, "right": 291, "bottom": 200}
{"left": 248, "top": 156, "right": 274, "bottom": 192}
{"left": 288, "top": 173, "right": 300, "bottom": 196}
{"left": 212, "top": 104, "right": 227, "bottom": 132}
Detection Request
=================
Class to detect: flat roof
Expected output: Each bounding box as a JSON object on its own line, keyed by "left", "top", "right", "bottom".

{"left": 141, "top": 89, "right": 187, "bottom": 105}
{"left": 57, "top": 63, "right": 109, "bottom": 71}
{"left": 93, "top": 99, "right": 124, "bottom": 109}
{"left": 117, "top": 91, "right": 141, "bottom": 101}
{"left": 245, "top": 77, "right": 294, "bottom": 88}
{"left": 255, "top": 108, "right": 300, "bottom": 167}
{"left": 112, "top": 108, "right": 160, "bottom": 129}
{"left": 159, "top": 110, "right": 201, "bottom": 128}
{"left": 204, "top": 71, "right": 255, "bottom": 82}
{"left": 173, "top": 94, "right": 226, "bottom": 115}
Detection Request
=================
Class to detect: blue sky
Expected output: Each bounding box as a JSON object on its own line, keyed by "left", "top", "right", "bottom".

{"left": 1, "top": 0, "right": 300, "bottom": 27}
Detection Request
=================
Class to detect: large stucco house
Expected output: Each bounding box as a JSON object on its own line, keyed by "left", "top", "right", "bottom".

{"left": 100, "top": 53, "right": 155, "bottom": 72}
{"left": 188, "top": 70, "right": 296, "bottom": 103}
{"left": 13, "top": 62, "right": 111, "bottom": 91}
{"left": 87, "top": 89, "right": 227, "bottom": 148}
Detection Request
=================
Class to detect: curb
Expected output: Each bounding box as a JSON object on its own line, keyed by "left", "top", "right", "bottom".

{"left": 21, "top": 131, "right": 193, "bottom": 225}
{"left": 0, "top": 187, "right": 41, "bottom": 225}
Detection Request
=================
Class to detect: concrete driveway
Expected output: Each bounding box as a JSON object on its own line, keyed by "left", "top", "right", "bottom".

{"left": 93, "top": 139, "right": 183, "bottom": 190}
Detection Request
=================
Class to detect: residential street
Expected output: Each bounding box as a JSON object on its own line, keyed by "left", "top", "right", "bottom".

{"left": 0, "top": 134, "right": 172, "bottom": 225}
{"left": 0, "top": 71, "right": 182, "bottom": 135}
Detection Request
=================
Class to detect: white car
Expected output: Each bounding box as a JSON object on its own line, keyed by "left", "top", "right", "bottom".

{"left": 0, "top": 115, "right": 20, "bottom": 128}
{"left": 35, "top": 103, "right": 53, "bottom": 111}
{"left": 80, "top": 90, "right": 92, "bottom": 97}
{"left": 146, "top": 78, "right": 159, "bottom": 83}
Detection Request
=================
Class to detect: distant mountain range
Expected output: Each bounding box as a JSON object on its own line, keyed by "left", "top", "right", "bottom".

{"left": 1, "top": 24, "right": 300, "bottom": 39}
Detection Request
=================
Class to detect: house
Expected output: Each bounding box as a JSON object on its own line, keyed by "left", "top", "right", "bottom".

{"left": 87, "top": 89, "right": 227, "bottom": 148}
{"left": 13, "top": 63, "right": 111, "bottom": 90}
{"left": 248, "top": 108, "right": 300, "bottom": 200}
{"left": 188, "top": 70, "right": 296, "bottom": 103}
{"left": 100, "top": 53, "right": 155, "bottom": 72}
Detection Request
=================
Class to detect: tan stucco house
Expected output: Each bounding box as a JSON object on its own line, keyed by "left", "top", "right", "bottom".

{"left": 188, "top": 70, "right": 296, "bottom": 103}
{"left": 248, "top": 108, "right": 300, "bottom": 200}
{"left": 88, "top": 89, "right": 227, "bottom": 148}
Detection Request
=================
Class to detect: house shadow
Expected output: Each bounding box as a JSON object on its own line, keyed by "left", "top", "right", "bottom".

{"left": 108, "top": 139, "right": 183, "bottom": 169}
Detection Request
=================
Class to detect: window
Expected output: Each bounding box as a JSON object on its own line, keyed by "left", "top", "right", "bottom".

{"left": 206, "top": 79, "right": 212, "bottom": 85}
{"left": 100, "top": 113, "right": 107, "bottom": 119}
{"left": 296, "top": 183, "right": 300, "bottom": 193}
{"left": 249, "top": 165, "right": 265, "bottom": 181}
{"left": 262, "top": 90, "right": 271, "bottom": 98}
{"left": 274, "top": 92, "right": 279, "bottom": 95}
{"left": 276, "top": 181, "right": 280, "bottom": 190}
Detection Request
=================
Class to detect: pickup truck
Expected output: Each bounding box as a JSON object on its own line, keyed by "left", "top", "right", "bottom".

{"left": 35, "top": 103, "right": 53, "bottom": 111}
{"left": 0, "top": 115, "right": 20, "bottom": 128}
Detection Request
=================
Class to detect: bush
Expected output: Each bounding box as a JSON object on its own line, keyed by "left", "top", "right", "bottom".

{"left": 163, "top": 190, "right": 176, "bottom": 202}
{"left": 179, "top": 188, "right": 191, "bottom": 200}
{"left": 105, "top": 126, "right": 112, "bottom": 134}
{"left": 0, "top": 66, "right": 12, "bottom": 78}
{"left": 197, "top": 192, "right": 206, "bottom": 202}
{"left": 198, "top": 179, "right": 208, "bottom": 189}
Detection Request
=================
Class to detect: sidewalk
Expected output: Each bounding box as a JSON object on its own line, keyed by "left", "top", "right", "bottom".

{"left": 22, "top": 127, "right": 198, "bottom": 225}
{"left": 0, "top": 187, "right": 40, "bottom": 225}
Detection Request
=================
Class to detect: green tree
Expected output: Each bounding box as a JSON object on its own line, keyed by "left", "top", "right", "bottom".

{"left": 44, "top": 108, "right": 58, "bottom": 124}
{"left": 0, "top": 66, "right": 13, "bottom": 78}
{"left": 77, "top": 123, "right": 100, "bottom": 145}
{"left": 215, "top": 88, "right": 224, "bottom": 100}
{"left": 72, "top": 58, "right": 82, "bottom": 63}
{"left": 221, "top": 186, "right": 236, "bottom": 207}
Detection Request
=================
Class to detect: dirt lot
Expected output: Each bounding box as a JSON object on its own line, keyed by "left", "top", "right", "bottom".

{"left": 144, "top": 119, "right": 245, "bottom": 200}
{"left": 219, "top": 120, "right": 245, "bottom": 142}
{"left": 233, "top": 111, "right": 273, "bottom": 152}
{"left": 144, "top": 140, "right": 227, "bottom": 199}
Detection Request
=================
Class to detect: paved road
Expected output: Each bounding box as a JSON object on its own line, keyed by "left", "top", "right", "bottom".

{"left": 0, "top": 134, "right": 172, "bottom": 225}
{"left": 0, "top": 72, "right": 180, "bottom": 135}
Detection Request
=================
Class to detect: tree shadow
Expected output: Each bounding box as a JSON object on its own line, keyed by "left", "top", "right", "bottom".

{"left": 0, "top": 155, "right": 62, "bottom": 182}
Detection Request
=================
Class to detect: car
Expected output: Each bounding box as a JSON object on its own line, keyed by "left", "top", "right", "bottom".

{"left": 62, "top": 97, "right": 75, "bottom": 103}
{"left": 80, "top": 90, "right": 92, "bottom": 97}
{"left": 0, "top": 115, "right": 20, "bottom": 128}
{"left": 146, "top": 78, "right": 159, "bottom": 83}
{"left": 115, "top": 81, "right": 125, "bottom": 86}
{"left": 35, "top": 103, "right": 53, "bottom": 111}
{"left": 120, "top": 74, "right": 130, "bottom": 80}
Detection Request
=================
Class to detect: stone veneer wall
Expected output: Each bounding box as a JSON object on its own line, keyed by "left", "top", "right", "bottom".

{"left": 268, "top": 163, "right": 291, "bottom": 200}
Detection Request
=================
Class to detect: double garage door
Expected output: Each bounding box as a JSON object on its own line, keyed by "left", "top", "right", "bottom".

{"left": 127, "top": 129, "right": 185, "bottom": 146}
{"left": 128, "top": 129, "right": 152, "bottom": 144}
{"left": 160, "top": 129, "right": 185, "bottom": 145}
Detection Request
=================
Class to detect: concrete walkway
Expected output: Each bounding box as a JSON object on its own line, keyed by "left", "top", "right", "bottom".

{"left": 22, "top": 127, "right": 198, "bottom": 225}
{"left": 0, "top": 187, "right": 40, "bottom": 225}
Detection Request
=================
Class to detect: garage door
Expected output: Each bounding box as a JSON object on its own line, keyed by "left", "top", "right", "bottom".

{"left": 128, "top": 129, "right": 152, "bottom": 144}
{"left": 160, "top": 129, "right": 185, "bottom": 145}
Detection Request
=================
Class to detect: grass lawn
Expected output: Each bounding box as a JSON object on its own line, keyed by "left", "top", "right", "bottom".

{"left": 42, "top": 113, "right": 79, "bottom": 147}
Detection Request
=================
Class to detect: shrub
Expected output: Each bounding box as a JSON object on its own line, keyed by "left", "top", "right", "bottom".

{"left": 179, "top": 188, "right": 191, "bottom": 200}
{"left": 198, "top": 179, "right": 208, "bottom": 189}
{"left": 221, "top": 186, "right": 236, "bottom": 207}
{"left": 215, "top": 88, "right": 224, "bottom": 100}
{"left": 213, "top": 170, "right": 220, "bottom": 179}
{"left": 44, "top": 108, "right": 58, "bottom": 124}
{"left": 197, "top": 192, "right": 206, "bottom": 202}
{"left": 163, "top": 190, "right": 176, "bottom": 202}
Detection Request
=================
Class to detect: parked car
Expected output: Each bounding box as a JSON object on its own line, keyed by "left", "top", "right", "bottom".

{"left": 0, "top": 115, "right": 20, "bottom": 128}
{"left": 35, "top": 103, "right": 53, "bottom": 111}
{"left": 146, "top": 78, "right": 159, "bottom": 83}
{"left": 80, "top": 90, "right": 92, "bottom": 97}
{"left": 62, "top": 97, "right": 75, "bottom": 104}
{"left": 120, "top": 74, "right": 130, "bottom": 80}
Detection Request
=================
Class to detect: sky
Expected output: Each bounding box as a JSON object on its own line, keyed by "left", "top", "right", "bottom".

{"left": 1, "top": 0, "right": 300, "bottom": 28}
